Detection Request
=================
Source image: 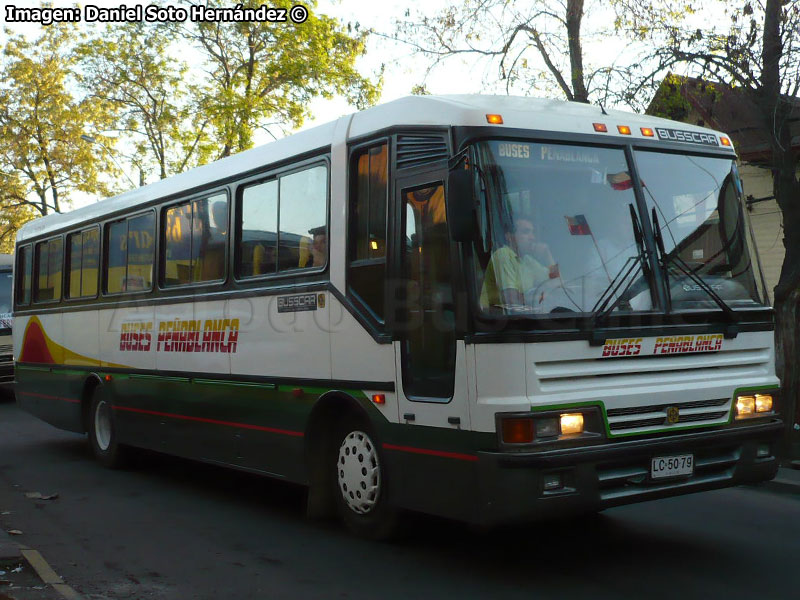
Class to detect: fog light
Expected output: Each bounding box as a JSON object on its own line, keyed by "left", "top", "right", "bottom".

{"left": 755, "top": 394, "right": 773, "bottom": 413}
{"left": 756, "top": 444, "right": 771, "bottom": 458}
{"left": 502, "top": 418, "right": 534, "bottom": 444}
{"left": 736, "top": 395, "right": 755, "bottom": 417}
{"left": 560, "top": 413, "right": 584, "bottom": 435}
{"left": 535, "top": 417, "right": 559, "bottom": 438}
{"left": 543, "top": 472, "right": 563, "bottom": 490}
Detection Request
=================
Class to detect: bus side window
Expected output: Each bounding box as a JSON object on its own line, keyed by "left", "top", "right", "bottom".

{"left": 67, "top": 232, "right": 82, "bottom": 298}
{"left": 192, "top": 194, "right": 228, "bottom": 283}
{"left": 16, "top": 245, "right": 32, "bottom": 306}
{"left": 348, "top": 143, "right": 387, "bottom": 321}
{"left": 34, "top": 237, "right": 62, "bottom": 303}
{"left": 127, "top": 212, "right": 156, "bottom": 290}
{"left": 278, "top": 165, "right": 327, "bottom": 272}
{"left": 238, "top": 180, "right": 278, "bottom": 278}
{"left": 81, "top": 228, "right": 100, "bottom": 297}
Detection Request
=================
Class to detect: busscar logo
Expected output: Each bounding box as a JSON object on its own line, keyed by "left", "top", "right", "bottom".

{"left": 655, "top": 127, "right": 719, "bottom": 146}
{"left": 278, "top": 293, "right": 318, "bottom": 313}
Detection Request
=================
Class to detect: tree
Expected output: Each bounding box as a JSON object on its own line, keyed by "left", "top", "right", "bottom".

{"left": 0, "top": 169, "right": 37, "bottom": 252}
{"left": 178, "top": 0, "right": 381, "bottom": 158}
{"left": 394, "top": 0, "right": 636, "bottom": 104}
{"left": 621, "top": 0, "right": 800, "bottom": 457}
{"left": 0, "top": 25, "right": 116, "bottom": 217}
{"left": 77, "top": 22, "right": 216, "bottom": 181}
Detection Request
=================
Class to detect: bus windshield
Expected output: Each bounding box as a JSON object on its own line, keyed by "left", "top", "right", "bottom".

{"left": 471, "top": 140, "right": 654, "bottom": 316}
{"left": 635, "top": 150, "right": 767, "bottom": 309}
{"left": 469, "top": 140, "right": 767, "bottom": 318}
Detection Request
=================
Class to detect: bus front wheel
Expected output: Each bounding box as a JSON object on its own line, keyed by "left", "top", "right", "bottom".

{"left": 332, "top": 421, "right": 397, "bottom": 539}
{"left": 88, "top": 390, "right": 127, "bottom": 468}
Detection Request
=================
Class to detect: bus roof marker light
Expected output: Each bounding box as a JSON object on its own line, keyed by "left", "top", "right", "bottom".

{"left": 617, "top": 125, "right": 632, "bottom": 135}
{"left": 593, "top": 123, "right": 608, "bottom": 132}
{"left": 641, "top": 127, "right": 655, "bottom": 137}
{"left": 486, "top": 114, "right": 504, "bottom": 124}
{"left": 720, "top": 136, "right": 732, "bottom": 147}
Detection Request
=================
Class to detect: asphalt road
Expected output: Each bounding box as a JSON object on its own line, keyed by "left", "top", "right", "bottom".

{"left": 1, "top": 398, "right": 798, "bottom": 600}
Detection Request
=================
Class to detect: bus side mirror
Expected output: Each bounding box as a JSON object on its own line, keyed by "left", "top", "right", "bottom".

{"left": 446, "top": 168, "right": 475, "bottom": 242}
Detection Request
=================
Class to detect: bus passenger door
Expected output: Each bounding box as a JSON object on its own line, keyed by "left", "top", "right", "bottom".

{"left": 391, "top": 172, "right": 473, "bottom": 518}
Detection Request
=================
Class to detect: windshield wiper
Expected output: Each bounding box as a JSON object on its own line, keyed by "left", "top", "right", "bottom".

{"left": 590, "top": 205, "right": 651, "bottom": 323}
{"left": 650, "top": 208, "right": 739, "bottom": 335}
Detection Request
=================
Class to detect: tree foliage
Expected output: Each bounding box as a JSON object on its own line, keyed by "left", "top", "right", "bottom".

{"left": 394, "top": 0, "right": 638, "bottom": 104}
{"left": 179, "top": 0, "right": 381, "bottom": 158}
{"left": 0, "top": 24, "right": 117, "bottom": 217}
{"left": 77, "top": 22, "right": 216, "bottom": 180}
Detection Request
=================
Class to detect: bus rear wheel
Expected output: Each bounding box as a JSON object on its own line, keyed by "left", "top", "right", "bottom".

{"left": 332, "top": 421, "right": 397, "bottom": 539}
{"left": 88, "top": 390, "right": 127, "bottom": 468}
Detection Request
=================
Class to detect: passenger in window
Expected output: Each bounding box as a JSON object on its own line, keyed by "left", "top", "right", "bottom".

{"left": 302, "top": 225, "right": 327, "bottom": 268}
{"left": 479, "top": 215, "right": 558, "bottom": 309}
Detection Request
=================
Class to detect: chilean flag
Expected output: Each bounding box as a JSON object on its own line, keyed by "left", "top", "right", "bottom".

{"left": 565, "top": 214, "right": 591, "bottom": 235}
{"left": 607, "top": 171, "right": 634, "bottom": 190}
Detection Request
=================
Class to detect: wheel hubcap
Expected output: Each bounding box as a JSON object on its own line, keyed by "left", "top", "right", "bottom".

{"left": 94, "top": 400, "right": 112, "bottom": 451}
{"left": 337, "top": 431, "right": 381, "bottom": 514}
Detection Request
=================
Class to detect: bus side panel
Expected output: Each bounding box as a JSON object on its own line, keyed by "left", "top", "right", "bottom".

{"left": 63, "top": 309, "right": 100, "bottom": 368}
{"left": 380, "top": 424, "right": 488, "bottom": 524}
{"left": 98, "top": 303, "right": 155, "bottom": 371}
{"left": 15, "top": 314, "right": 84, "bottom": 434}
{"left": 229, "top": 293, "right": 331, "bottom": 479}
{"left": 329, "top": 296, "right": 396, "bottom": 393}
{"left": 151, "top": 300, "right": 232, "bottom": 462}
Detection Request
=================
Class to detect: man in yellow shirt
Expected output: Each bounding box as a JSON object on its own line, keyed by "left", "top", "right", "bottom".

{"left": 480, "top": 216, "right": 556, "bottom": 309}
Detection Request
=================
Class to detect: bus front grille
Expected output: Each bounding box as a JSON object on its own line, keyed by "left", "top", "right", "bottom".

{"left": 605, "top": 398, "right": 731, "bottom": 434}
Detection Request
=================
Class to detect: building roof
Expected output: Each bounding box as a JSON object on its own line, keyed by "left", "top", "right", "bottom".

{"left": 646, "top": 74, "right": 800, "bottom": 164}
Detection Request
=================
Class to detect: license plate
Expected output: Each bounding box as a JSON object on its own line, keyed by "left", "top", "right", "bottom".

{"left": 650, "top": 454, "right": 694, "bottom": 479}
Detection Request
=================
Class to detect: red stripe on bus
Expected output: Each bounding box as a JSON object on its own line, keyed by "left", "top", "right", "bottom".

{"left": 20, "top": 391, "right": 80, "bottom": 404}
{"left": 111, "top": 405, "right": 304, "bottom": 437}
{"left": 382, "top": 443, "right": 479, "bottom": 462}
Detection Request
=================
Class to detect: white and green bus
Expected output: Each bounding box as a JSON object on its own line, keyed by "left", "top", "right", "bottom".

{"left": 13, "top": 95, "right": 782, "bottom": 537}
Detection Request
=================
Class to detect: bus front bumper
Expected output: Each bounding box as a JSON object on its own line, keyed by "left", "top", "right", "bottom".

{"left": 474, "top": 420, "right": 782, "bottom": 526}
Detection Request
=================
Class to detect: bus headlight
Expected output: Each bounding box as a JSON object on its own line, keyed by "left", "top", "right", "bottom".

{"left": 735, "top": 392, "right": 775, "bottom": 419}
{"left": 498, "top": 408, "right": 602, "bottom": 449}
{"left": 560, "top": 413, "right": 584, "bottom": 435}
{"left": 736, "top": 395, "right": 755, "bottom": 417}
{"left": 755, "top": 394, "right": 773, "bottom": 413}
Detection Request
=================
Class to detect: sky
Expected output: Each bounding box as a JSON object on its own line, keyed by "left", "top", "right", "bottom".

{"left": 0, "top": 0, "right": 638, "bottom": 209}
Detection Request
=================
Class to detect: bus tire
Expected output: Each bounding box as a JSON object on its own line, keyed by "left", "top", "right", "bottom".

{"left": 88, "top": 389, "right": 127, "bottom": 469}
{"left": 332, "top": 420, "right": 397, "bottom": 539}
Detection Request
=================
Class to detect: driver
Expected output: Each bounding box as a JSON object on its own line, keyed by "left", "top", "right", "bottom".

{"left": 480, "top": 215, "right": 558, "bottom": 309}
